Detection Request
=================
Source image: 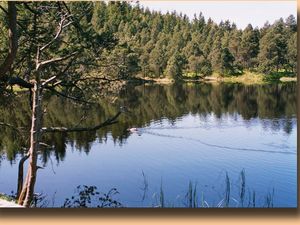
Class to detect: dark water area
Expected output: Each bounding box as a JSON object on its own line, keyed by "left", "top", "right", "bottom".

{"left": 0, "top": 82, "right": 297, "bottom": 207}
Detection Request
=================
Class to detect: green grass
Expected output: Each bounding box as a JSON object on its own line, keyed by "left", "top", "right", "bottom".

{"left": 145, "top": 170, "right": 275, "bottom": 208}
{"left": 183, "top": 70, "right": 297, "bottom": 84}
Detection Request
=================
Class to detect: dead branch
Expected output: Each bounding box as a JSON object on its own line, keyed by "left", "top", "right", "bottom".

{"left": 41, "top": 111, "right": 122, "bottom": 133}
{"left": 42, "top": 76, "right": 56, "bottom": 86}
{"left": 37, "top": 52, "right": 77, "bottom": 69}
{"left": 40, "top": 14, "right": 72, "bottom": 52}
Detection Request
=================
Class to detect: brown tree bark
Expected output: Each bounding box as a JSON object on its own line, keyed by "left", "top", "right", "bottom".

{"left": 0, "top": 2, "right": 18, "bottom": 78}
{"left": 18, "top": 80, "right": 43, "bottom": 207}
{"left": 16, "top": 153, "right": 30, "bottom": 199}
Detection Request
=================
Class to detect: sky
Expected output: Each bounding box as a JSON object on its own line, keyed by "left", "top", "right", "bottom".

{"left": 137, "top": 1, "right": 297, "bottom": 29}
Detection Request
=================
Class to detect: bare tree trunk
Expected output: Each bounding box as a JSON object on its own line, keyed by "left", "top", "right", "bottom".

{"left": 16, "top": 153, "right": 30, "bottom": 199}
{"left": 0, "top": 2, "right": 18, "bottom": 78}
{"left": 18, "top": 80, "right": 43, "bottom": 207}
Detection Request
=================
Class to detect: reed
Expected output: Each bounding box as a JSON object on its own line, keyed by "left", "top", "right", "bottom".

{"left": 224, "top": 172, "right": 231, "bottom": 207}
{"left": 239, "top": 169, "right": 246, "bottom": 206}
{"left": 185, "top": 181, "right": 198, "bottom": 208}
{"left": 159, "top": 180, "right": 165, "bottom": 208}
{"left": 264, "top": 188, "right": 275, "bottom": 208}
{"left": 2, "top": 170, "right": 276, "bottom": 208}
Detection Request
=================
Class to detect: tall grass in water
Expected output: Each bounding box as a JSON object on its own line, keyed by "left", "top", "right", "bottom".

{"left": 140, "top": 170, "right": 149, "bottom": 201}
{"left": 250, "top": 191, "right": 256, "bottom": 208}
{"left": 148, "top": 169, "right": 275, "bottom": 208}
{"left": 185, "top": 181, "right": 198, "bottom": 208}
{"left": 239, "top": 169, "right": 246, "bottom": 206}
{"left": 18, "top": 169, "right": 275, "bottom": 208}
{"left": 159, "top": 181, "right": 165, "bottom": 208}
{"left": 224, "top": 172, "right": 231, "bottom": 207}
{"left": 264, "top": 188, "right": 275, "bottom": 208}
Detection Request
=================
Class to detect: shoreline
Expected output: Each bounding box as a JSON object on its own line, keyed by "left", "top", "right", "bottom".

{"left": 0, "top": 194, "right": 23, "bottom": 208}
{"left": 135, "top": 72, "right": 297, "bottom": 85}
{"left": 9, "top": 73, "right": 298, "bottom": 92}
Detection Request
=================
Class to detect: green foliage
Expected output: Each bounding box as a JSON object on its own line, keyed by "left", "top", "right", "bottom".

{"left": 221, "top": 47, "right": 235, "bottom": 76}
{"left": 0, "top": 3, "right": 8, "bottom": 65}
{"left": 62, "top": 185, "right": 122, "bottom": 208}
{"left": 258, "top": 19, "right": 288, "bottom": 74}
{"left": 101, "top": 43, "right": 140, "bottom": 79}
{"left": 239, "top": 24, "right": 260, "bottom": 68}
{"left": 165, "top": 51, "right": 186, "bottom": 80}
{"left": 287, "top": 32, "right": 297, "bottom": 73}
{"left": 0, "top": 2, "right": 296, "bottom": 81}
{"left": 187, "top": 55, "right": 212, "bottom": 77}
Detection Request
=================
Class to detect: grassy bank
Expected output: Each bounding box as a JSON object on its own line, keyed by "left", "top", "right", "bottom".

{"left": 6, "top": 71, "right": 297, "bottom": 92}
{"left": 138, "top": 70, "right": 297, "bottom": 85}
{"left": 206, "top": 71, "right": 266, "bottom": 84}
{"left": 190, "top": 71, "right": 297, "bottom": 84}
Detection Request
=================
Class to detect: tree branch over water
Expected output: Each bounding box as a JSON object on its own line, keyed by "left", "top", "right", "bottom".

{"left": 41, "top": 110, "right": 122, "bottom": 133}
{"left": 0, "top": 122, "right": 25, "bottom": 134}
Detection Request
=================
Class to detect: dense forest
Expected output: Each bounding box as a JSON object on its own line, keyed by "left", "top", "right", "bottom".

{"left": 0, "top": 1, "right": 297, "bottom": 82}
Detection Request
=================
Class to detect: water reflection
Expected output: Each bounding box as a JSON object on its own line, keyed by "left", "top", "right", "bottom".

{"left": 0, "top": 82, "right": 297, "bottom": 163}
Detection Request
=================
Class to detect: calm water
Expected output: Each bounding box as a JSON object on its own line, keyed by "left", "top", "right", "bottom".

{"left": 0, "top": 82, "right": 297, "bottom": 207}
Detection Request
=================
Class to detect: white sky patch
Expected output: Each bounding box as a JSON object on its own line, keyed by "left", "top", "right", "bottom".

{"left": 136, "top": 1, "right": 297, "bottom": 29}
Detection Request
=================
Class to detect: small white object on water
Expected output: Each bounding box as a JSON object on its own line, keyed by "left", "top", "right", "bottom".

{"left": 128, "top": 127, "right": 138, "bottom": 133}
{"left": 127, "top": 127, "right": 142, "bottom": 136}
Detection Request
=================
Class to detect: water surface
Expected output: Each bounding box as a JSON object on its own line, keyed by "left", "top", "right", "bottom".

{"left": 0, "top": 82, "right": 297, "bottom": 207}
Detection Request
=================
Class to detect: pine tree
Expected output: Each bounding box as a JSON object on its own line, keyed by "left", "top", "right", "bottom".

{"left": 258, "top": 19, "right": 288, "bottom": 73}
{"left": 239, "top": 24, "right": 260, "bottom": 69}
{"left": 221, "top": 48, "right": 235, "bottom": 75}
{"left": 287, "top": 32, "right": 297, "bottom": 73}
{"left": 165, "top": 51, "right": 186, "bottom": 80}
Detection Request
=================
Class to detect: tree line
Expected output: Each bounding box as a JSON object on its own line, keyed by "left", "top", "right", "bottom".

{"left": 0, "top": 1, "right": 297, "bottom": 82}
{"left": 85, "top": 1, "right": 297, "bottom": 78}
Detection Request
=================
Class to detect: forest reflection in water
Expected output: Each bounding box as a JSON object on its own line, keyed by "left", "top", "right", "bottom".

{"left": 0, "top": 82, "right": 296, "bottom": 162}
{"left": 0, "top": 82, "right": 297, "bottom": 207}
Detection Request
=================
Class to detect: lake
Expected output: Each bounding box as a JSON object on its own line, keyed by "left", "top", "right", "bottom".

{"left": 0, "top": 82, "right": 297, "bottom": 207}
